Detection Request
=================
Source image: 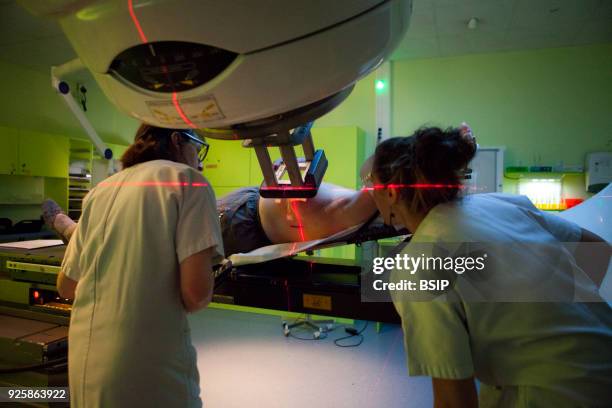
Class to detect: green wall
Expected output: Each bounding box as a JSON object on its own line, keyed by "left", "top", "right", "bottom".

{"left": 392, "top": 44, "right": 612, "bottom": 169}
{"left": 0, "top": 56, "right": 375, "bottom": 151}
{"left": 1, "top": 43, "right": 610, "bottom": 201}
{"left": 0, "top": 60, "right": 137, "bottom": 145}
{"left": 315, "top": 71, "right": 377, "bottom": 156}
{"left": 1, "top": 44, "right": 609, "bottom": 166}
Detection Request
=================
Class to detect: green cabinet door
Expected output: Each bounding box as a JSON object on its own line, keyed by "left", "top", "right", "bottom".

{"left": 18, "top": 130, "right": 69, "bottom": 178}
{"left": 0, "top": 127, "right": 19, "bottom": 175}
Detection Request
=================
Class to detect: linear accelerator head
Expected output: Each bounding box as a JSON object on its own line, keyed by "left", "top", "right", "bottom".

{"left": 20, "top": 0, "right": 412, "bottom": 134}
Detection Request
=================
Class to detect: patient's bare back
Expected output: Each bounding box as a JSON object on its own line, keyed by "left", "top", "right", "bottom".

{"left": 258, "top": 183, "right": 376, "bottom": 243}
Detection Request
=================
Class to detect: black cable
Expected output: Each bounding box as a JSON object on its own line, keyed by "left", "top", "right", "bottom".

{"left": 0, "top": 357, "right": 67, "bottom": 374}
{"left": 334, "top": 321, "right": 369, "bottom": 348}
{"left": 284, "top": 315, "right": 337, "bottom": 341}
{"left": 288, "top": 330, "right": 329, "bottom": 341}
{"left": 283, "top": 316, "right": 369, "bottom": 347}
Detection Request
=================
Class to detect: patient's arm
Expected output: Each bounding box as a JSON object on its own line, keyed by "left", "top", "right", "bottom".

{"left": 321, "top": 186, "right": 377, "bottom": 224}
{"left": 258, "top": 183, "right": 377, "bottom": 243}
{"left": 57, "top": 271, "right": 77, "bottom": 299}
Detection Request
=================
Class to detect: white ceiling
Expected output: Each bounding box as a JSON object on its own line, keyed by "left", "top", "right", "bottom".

{"left": 392, "top": 0, "right": 612, "bottom": 59}
{"left": 0, "top": 0, "right": 610, "bottom": 71}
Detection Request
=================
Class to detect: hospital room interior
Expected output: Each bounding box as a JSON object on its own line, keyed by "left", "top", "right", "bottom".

{"left": 0, "top": 0, "right": 611, "bottom": 407}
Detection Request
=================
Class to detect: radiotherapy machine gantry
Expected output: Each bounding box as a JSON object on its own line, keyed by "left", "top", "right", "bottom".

{"left": 19, "top": 0, "right": 412, "bottom": 198}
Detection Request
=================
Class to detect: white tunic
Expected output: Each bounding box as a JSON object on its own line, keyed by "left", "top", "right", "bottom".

{"left": 62, "top": 160, "right": 224, "bottom": 408}
{"left": 391, "top": 193, "right": 612, "bottom": 407}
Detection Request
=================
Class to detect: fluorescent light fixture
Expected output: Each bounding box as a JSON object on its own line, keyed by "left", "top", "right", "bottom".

{"left": 519, "top": 178, "right": 562, "bottom": 210}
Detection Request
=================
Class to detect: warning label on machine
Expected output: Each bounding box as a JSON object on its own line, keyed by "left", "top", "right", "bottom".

{"left": 146, "top": 95, "right": 225, "bottom": 126}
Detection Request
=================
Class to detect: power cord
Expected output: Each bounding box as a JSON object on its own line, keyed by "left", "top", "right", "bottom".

{"left": 282, "top": 316, "right": 369, "bottom": 347}
{"left": 282, "top": 316, "right": 337, "bottom": 341}
{"left": 334, "top": 321, "right": 368, "bottom": 348}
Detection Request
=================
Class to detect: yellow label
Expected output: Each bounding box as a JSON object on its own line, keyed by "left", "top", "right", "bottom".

{"left": 303, "top": 294, "right": 332, "bottom": 311}
{"left": 7, "top": 261, "right": 60, "bottom": 274}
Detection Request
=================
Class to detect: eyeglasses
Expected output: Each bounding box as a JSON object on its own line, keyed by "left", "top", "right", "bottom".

{"left": 180, "top": 131, "right": 210, "bottom": 162}
{"left": 361, "top": 172, "right": 374, "bottom": 188}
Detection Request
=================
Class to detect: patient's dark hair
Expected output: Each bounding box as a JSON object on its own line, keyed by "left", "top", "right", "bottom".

{"left": 373, "top": 126, "right": 476, "bottom": 214}
{"left": 121, "top": 124, "right": 183, "bottom": 169}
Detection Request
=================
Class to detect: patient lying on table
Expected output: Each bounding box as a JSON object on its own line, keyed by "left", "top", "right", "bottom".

{"left": 43, "top": 183, "right": 380, "bottom": 257}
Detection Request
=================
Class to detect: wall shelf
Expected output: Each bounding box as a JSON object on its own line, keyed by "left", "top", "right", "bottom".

{"left": 68, "top": 140, "right": 93, "bottom": 221}
{"left": 504, "top": 171, "right": 583, "bottom": 180}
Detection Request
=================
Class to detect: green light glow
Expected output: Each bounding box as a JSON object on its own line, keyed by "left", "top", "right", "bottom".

{"left": 375, "top": 80, "right": 386, "bottom": 91}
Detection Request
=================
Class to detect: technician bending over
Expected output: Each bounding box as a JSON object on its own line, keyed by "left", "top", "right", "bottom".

{"left": 57, "top": 124, "right": 223, "bottom": 408}
{"left": 365, "top": 126, "right": 611, "bottom": 407}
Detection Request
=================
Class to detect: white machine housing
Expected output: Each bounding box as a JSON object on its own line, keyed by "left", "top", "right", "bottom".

{"left": 21, "top": 0, "right": 411, "bottom": 130}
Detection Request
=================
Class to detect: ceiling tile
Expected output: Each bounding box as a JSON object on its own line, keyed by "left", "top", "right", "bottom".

{"left": 505, "top": 29, "right": 578, "bottom": 51}
{"left": 405, "top": 8, "right": 437, "bottom": 39}
{"left": 595, "top": 0, "right": 612, "bottom": 17}
{"left": 411, "top": 0, "right": 435, "bottom": 14}
{"left": 511, "top": 0, "right": 601, "bottom": 30}
{"left": 437, "top": 34, "right": 475, "bottom": 56}
{"left": 433, "top": 0, "right": 514, "bottom": 6}
{"left": 573, "top": 19, "right": 612, "bottom": 45}
{"left": 467, "top": 31, "right": 511, "bottom": 51}
{"left": 436, "top": 0, "right": 514, "bottom": 35}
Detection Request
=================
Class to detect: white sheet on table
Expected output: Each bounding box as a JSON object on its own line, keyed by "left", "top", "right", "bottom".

{"left": 228, "top": 223, "right": 365, "bottom": 266}
{"left": 0, "top": 239, "right": 64, "bottom": 250}
{"left": 558, "top": 183, "right": 612, "bottom": 301}
{"left": 558, "top": 183, "right": 612, "bottom": 242}
{"left": 229, "top": 184, "right": 612, "bottom": 297}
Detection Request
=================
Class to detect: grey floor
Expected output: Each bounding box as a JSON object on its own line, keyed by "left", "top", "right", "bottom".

{"left": 189, "top": 308, "right": 433, "bottom": 408}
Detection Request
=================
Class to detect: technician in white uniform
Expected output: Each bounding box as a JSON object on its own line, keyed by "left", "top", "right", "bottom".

{"left": 364, "top": 125, "right": 612, "bottom": 407}
{"left": 57, "top": 124, "right": 223, "bottom": 408}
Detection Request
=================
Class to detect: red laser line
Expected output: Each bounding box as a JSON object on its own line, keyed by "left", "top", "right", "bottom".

{"left": 127, "top": 1, "right": 196, "bottom": 128}
{"left": 362, "top": 183, "right": 465, "bottom": 191}
{"left": 128, "top": 0, "right": 148, "bottom": 43}
{"left": 172, "top": 92, "right": 197, "bottom": 128}
{"left": 290, "top": 200, "right": 306, "bottom": 242}
{"left": 98, "top": 181, "right": 208, "bottom": 187}
{"left": 260, "top": 186, "right": 317, "bottom": 191}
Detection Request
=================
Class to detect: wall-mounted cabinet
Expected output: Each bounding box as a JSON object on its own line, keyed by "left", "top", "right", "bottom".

{"left": 0, "top": 127, "right": 69, "bottom": 178}
{"left": 0, "top": 127, "right": 18, "bottom": 175}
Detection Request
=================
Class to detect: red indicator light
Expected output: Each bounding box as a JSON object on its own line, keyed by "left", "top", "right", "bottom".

{"left": 33, "top": 290, "right": 40, "bottom": 299}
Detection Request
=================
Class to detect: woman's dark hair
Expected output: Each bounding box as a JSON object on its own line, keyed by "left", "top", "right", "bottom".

{"left": 121, "top": 124, "right": 183, "bottom": 169}
{"left": 372, "top": 126, "right": 477, "bottom": 214}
